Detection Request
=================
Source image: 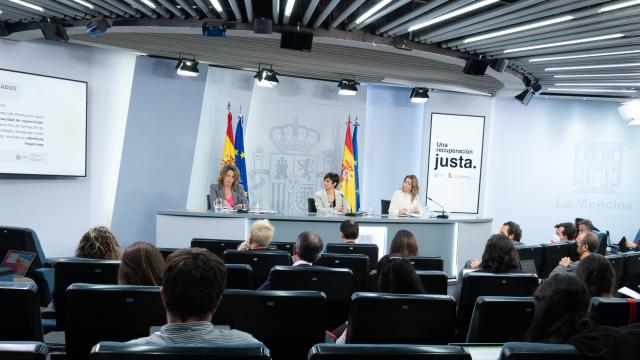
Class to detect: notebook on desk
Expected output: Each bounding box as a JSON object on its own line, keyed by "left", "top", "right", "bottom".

{"left": 1, "top": 250, "right": 36, "bottom": 277}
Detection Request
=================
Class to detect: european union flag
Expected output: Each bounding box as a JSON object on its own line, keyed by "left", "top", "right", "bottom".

{"left": 353, "top": 121, "right": 360, "bottom": 212}
{"left": 234, "top": 115, "right": 249, "bottom": 201}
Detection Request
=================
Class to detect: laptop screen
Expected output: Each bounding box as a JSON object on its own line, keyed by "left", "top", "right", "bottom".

{"left": 1, "top": 250, "right": 36, "bottom": 276}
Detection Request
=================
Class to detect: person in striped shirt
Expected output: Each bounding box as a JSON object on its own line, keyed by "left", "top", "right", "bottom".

{"left": 129, "top": 248, "right": 260, "bottom": 345}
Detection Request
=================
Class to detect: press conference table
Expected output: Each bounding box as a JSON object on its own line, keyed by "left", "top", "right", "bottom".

{"left": 156, "top": 210, "right": 492, "bottom": 277}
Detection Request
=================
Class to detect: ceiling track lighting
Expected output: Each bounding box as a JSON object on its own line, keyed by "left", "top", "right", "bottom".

{"left": 504, "top": 34, "right": 625, "bottom": 53}
{"left": 284, "top": 0, "right": 296, "bottom": 17}
{"left": 9, "top": 0, "right": 44, "bottom": 12}
{"left": 355, "top": 0, "right": 392, "bottom": 25}
{"left": 599, "top": 0, "right": 640, "bottom": 13}
{"left": 408, "top": 0, "right": 499, "bottom": 32}
{"left": 175, "top": 56, "right": 199, "bottom": 77}
{"left": 410, "top": 87, "right": 429, "bottom": 103}
{"left": 464, "top": 15, "right": 574, "bottom": 44}
{"left": 254, "top": 64, "right": 279, "bottom": 88}
{"left": 337, "top": 78, "right": 359, "bottom": 96}
{"left": 545, "top": 63, "right": 640, "bottom": 71}
{"left": 529, "top": 50, "right": 640, "bottom": 62}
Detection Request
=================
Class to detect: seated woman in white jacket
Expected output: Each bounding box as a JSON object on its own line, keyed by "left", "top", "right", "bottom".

{"left": 314, "top": 172, "right": 351, "bottom": 214}
{"left": 388, "top": 175, "right": 422, "bottom": 216}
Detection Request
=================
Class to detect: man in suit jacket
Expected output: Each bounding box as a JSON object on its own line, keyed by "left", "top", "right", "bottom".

{"left": 257, "top": 231, "right": 323, "bottom": 290}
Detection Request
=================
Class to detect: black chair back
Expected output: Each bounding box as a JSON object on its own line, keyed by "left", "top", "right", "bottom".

{"left": 589, "top": 297, "right": 640, "bottom": 327}
{"left": 191, "top": 239, "right": 242, "bottom": 259}
{"left": 316, "top": 253, "right": 369, "bottom": 291}
{"left": 309, "top": 344, "right": 471, "bottom": 360}
{"left": 223, "top": 250, "right": 291, "bottom": 288}
{"left": 270, "top": 265, "right": 353, "bottom": 329}
{"left": 157, "top": 248, "right": 180, "bottom": 260}
{"left": 380, "top": 200, "right": 391, "bottom": 215}
{"left": 349, "top": 292, "right": 456, "bottom": 345}
{"left": 457, "top": 272, "right": 538, "bottom": 340}
{"left": 54, "top": 259, "right": 120, "bottom": 329}
{"left": 416, "top": 271, "right": 448, "bottom": 295}
{"left": 65, "top": 284, "right": 166, "bottom": 360}
{"left": 225, "top": 264, "right": 252, "bottom": 290}
{"left": 206, "top": 194, "right": 212, "bottom": 210}
{"left": 214, "top": 289, "right": 326, "bottom": 360}
{"left": 90, "top": 341, "right": 271, "bottom": 360}
{"left": 0, "top": 282, "right": 43, "bottom": 341}
{"left": 308, "top": 198, "right": 317, "bottom": 213}
{"left": 467, "top": 296, "right": 535, "bottom": 343}
{"left": 269, "top": 241, "right": 294, "bottom": 255}
{"left": 595, "top": 231, "right": 608, "bottom": 255}
{"left": 517, "top": 246, "right": 545, "bottom": 278}
{"left": 0, "top": 226, "right": 46, "bottom": 275}
{"left": 0, "top": 342, "right": 48, "bottom": 360}
{"left": 499, "top": 342, "right": 581, "bottom": 360}
{"left": 325, "top": 243, "right": 379, "bottom": 271}
{"left": 606, "top": 254, "right": 624, "bottom": 290}
{"left": 622, "top": 252, "right": 640, "bottom": 289}
{"left": 406, "top": 256, "right": 444, "bottom": 271}
{"left": 541, "top": 243, "right": 572, "bottom": 278}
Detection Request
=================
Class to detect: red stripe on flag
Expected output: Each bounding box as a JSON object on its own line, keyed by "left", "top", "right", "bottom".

{"left": 226, "top": 111, "right": 234, "bottom": 146}
{"left": 627, "top": 298, "right": 637, "bottom": 325}
{"left": 344, "top": 119, "right": 353, "bottom": 154}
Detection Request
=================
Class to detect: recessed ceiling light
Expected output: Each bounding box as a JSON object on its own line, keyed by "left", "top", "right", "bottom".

{"left": 464, "top": 15, "right": 574, "bottom": 43}
{"left": 600, "top": 0, "right": 640, "bottom": 12}
{"left": 284, "top": 0, "right": 296, "bottom": 16}
{"left": 504, "top": 34, "right": 624, "bottom": 53}
{"left": 408, "top": 0, "right": 499, "bottom": 32}
{"left": 209, "top": 0, "right": 223, "bottom": 12}
{"left": 554, "top": 73, "right": 640, "bottom": 78}
{"left": 139, "top": 0, "right": 156, "bottom": 8}
{"left": 9, "top": 0, "right": 44, "bottom": 12}
{"left": 545, "top": 63, "right": 640, "bottom": 71}
{"left": 529, "top": 49, "right": 640, "bottom": 62}
{"left": 547, "top": 88, "right": 637, "bottom": 93}
{"left": 356, "top": 0, "right": 392, "bottom": 25}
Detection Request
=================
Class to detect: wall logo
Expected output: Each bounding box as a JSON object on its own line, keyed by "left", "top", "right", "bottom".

{"left": 572, "top": 142, "right": 623, "bottom": 194}
{"left": 0, "top": 83, "right": 19, "bottom": 100}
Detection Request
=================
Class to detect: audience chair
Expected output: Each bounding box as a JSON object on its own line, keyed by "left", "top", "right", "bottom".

{"left": 157, "top": 248, "right": 180, "bottom": 260}
{"left": 225, "top": 264, "right": 252, "bottom": 290}
{"left": 0, "top": 226, "right": 47, "bottom": 274}
{"left": 367, "top": 270, "right": 380, "bottom": 291}
{"left": 516, "top": 246, "right": 545, "bottom": 278}
{"left": 0, "top": 342, "right": 49, "bottom": 360}
{"left": 269, "top": 241, "right": 294, "bottom": 255}
{"left": 457, "top": 272, "right": 538, "bottom": 341}
{"left": 223, "top": 250, "right": 291, "bottom": 288}
{"left": 308, "top": 344, "right": 471, "bottom": 360}
{"left": 416, "top": 270, "right": 448, "bottom": 295}
{"left": 191, "top": 239, "right": 243, "bottom": 259}
{"left": 90, "top": 341, "right": 271, "bottom": 360}
{"left": 213, "top": 289, "right": 326, "bottom": 360}
{"left": 540, "top": 243, "right": 572, "bottom": 278}
{"left": 308, "top": 198, "right": 317, "bottom": 213}
{"left": 0, "top": 282, "right": 43, "bottom": 341}
{"left": 325, "top": 243, "right": 379, "bottom": 272}
{"left": 349, "top": 292, "right": 456, "bottom": 345}
{"left": 499, "top": 342, "right": 581, "bottom": 360}
{"left": 380, "top": 200, "right": 391, "bottom": 215}
{"left": 65, "top": 284, "right": 165, "bottom": 360}
{"left": 466, "top": 296, "right": 535, "bottom": 343}
{"left": 622, "top": 252, "right": 640, "bottom": 289}
{"left": 606, "top": 254, "right": 624, "bottom": 290}
{"left": 595, "top": 231, "right": 608, "bottom": 255}
{"left": 269, "top": 265, "right": 353, "bottom": 329}
{"left": 316, "top": 253, "right": 369, "bottom": 292}
{"left": 206, "top": 194, "right": 212, "bottom": 210}
{"left": 406, "top": 256, "right": 444, "bottom": 271}
{"left": 53, "top": 258, "right": 120, "bottom": 330}
{"left": 589, "top": 297, "right": 640, "bottom": 327}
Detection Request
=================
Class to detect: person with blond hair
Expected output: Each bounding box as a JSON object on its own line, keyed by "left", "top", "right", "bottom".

{"left": 388, "top": 175, "right": 422, "bottom": 215}
{"left": 238, "top": 219, "right": 274, "bottom": 251}
{"left": 75, "top": 226, "right": 121, "bottom": 260}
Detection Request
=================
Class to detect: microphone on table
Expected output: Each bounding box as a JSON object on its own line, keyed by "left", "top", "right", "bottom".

{"left": 426, "top": 196, "right": 449, "bottom": 219}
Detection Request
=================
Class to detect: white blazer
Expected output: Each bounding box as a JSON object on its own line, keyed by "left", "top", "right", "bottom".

{"left": 388, "top": 190, "right": 422, "bottom": 215}
{"left": 314, "top": 189, "right": 351, "bottom": 212}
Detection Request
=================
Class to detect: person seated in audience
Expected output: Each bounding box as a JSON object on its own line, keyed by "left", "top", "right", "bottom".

{"left": 118, "top": 242, "right": 165, "bottom": 286}
{"left": 257, "top": 231, "right": 323, "bottom": 290}
{"left": 618, "top": 234, "right": 640, "bottom": 253}
{"left": 340, "top": 220, "right": 359, "bottom": 244}
{"left": 238, "top": 219, "right": 274, "bottom": 250}
{"left": 575, "top": 217, "right": 600, "bottom": 233}
{"left": 129, "top": 248, "right": 260, "bottom": 345}
{"left": 500, "top": 221, "right": 525, "bottom": 247}
{"left": 75, "top": 226, "right": 121, "bottom": 260}
{"left": 553, "top": 222, "right": 578, "bottom": 243}
{"left": 388, "top": 229, "right": 419, "bottom": 257}
{"left": 525, "top": 273, "right": 639, "bottom": 359}
{"left": 551, "top": 232, "right": 598, "bottom": 275}
{"left": 314, "top": 172, "right": 350, "bottom": 213}
{"left": 575, "top": 253, "right": 615, "bottom": 298}
{"left": 467, "top": 234, "right": 522, "bottom": 273}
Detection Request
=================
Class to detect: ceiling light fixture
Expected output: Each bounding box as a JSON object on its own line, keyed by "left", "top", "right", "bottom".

{"left": 72, "top": 0, "right": 94, "bottom": 8}
{"left": 338, "top": 79, "right": 359, "bottom": 96}
{"left": 555, "top": 82, "right": 640, "bottom": 86}
{"left": 504, "top": 33, "right": 624, "bottom": 53}
{"left": 175, "top": 58, "right": 199, "bottom": 77}
{"left": 356, "top": 0, "right": 392, "bottom": 24}
{"left": 554, "top": 73, "right": 640, "bottom": 78}
{"left": 254, "top": 65, "right": 279, "bottom": 88}
{"left": 9, "top": 0, "right": 44, "bottom": 12}
{"left": 529, "top": 49, "right": 640, "bottom": 62}
{"left": 464, "top": 15, "right": 574, "bottom": 43}
{"left": 408, "top": 0, "right": 499, "bottom": 32}
{"left": 545, "top": 62, "right": 640, "bottom": 71}
{"left": 284, "top": 0, "right": 296, "bottom": 17}
{"left": 139, "top": 0, "right": 156, "bottom": 8}
{"left": 546, "top": 88, "right": 637, "bottom": 93}
{"left": 410, "top": 87, "right": 429, "bottom": 103}
{"left": 600, "top": 0, "right": 640, "bottom": 12}
{"left": 209, "top": 0, "right": 223, "bottom": 12}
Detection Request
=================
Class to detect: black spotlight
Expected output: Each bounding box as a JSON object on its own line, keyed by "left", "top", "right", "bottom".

{"left": 490, "top": 58, "right": 509, "bottom": 73}
{"left": 253, "top": 18, "right": 272, "bottom": 34}
{"left": 410, "top": 87, "right": 429, "bottom": 103}
{"left": 280, "top": 30, "right": 313, "bottom": 52}
{"left": 86, "top": 17, "right": 111, "bottom": 37}
{"left": 515, "top": 89, "right": 535, "bottom": 106}
{"left": 40, "top": 22, "right": 69, "bottom": 42}
{"left": 463, "top": 58, "right": 489, "bottom": 76}
{"left": 530, "top": 81, "right": 543, "bottom": 93}
{"left": 175, "top": 58, "right": 199, "bottom": 77}
{"left": 338, "top": 79, "right": 359, "bottom": 96}
{"left": 202, "top": 22, "right": 226, "bottom": 37}
{"left": 254, "top": 66, "right": 279, "bottom": 88}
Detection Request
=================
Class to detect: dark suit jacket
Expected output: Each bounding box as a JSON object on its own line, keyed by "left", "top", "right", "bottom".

{"left": 257, "top": 262, "right": 312, "bottom": 291}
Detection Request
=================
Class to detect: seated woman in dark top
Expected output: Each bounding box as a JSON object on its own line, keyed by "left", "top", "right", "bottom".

{"left": 575, "top": 253, "right": 616, "bottom": 298}
{"left": 470, "top": 233, "right": 522, "bottom": 273}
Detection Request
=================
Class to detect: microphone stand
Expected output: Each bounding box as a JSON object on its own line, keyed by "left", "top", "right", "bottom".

{"left": 427, "top": 196, "right": 449, "bottom": 219}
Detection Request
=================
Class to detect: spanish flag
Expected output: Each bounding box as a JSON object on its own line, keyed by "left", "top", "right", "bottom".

{"left": 220, "top": 110, "right": 235, "bottom": 167}
{"left": 340, "top": 118, "right": 356, "bottom": 211}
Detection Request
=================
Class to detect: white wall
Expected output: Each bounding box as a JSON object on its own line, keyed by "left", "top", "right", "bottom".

{"left": 0, "top": 39, "right": 135, "bottom": 256}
